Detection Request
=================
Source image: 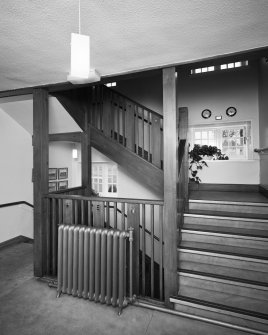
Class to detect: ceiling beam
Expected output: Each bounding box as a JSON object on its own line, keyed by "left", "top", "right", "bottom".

{"left": 1, "top": 45, "right": 268, "bottom": 98}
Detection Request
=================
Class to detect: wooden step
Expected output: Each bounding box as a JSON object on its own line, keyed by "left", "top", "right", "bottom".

{"left": 178, "top": 248, "right": 268, "bottom": 283}
{"left": 184, "top": 213, "right": 268, "bottom": 235}
{"left": 189, "top": 199, "right": 268, "bottom": 215}
{"left": 170, "top": 295, "right": 268, "bottom": 333}
{"left": 178, "top": 270, "right": 268, "bottom": 313}
{"left": 181, "top": 229, "right": 268, "bottom": 257}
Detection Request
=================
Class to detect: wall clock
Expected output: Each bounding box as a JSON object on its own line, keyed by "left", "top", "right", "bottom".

{"left": 226, "top": 107, "right": 237, "bottom": 117}
{"left": 201, "top": 109, "right": 212, "bottom": 119}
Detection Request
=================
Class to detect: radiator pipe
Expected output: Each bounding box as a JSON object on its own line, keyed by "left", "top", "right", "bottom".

{"left": 128, "top": 227, "right": 134, "bottom": 301}
{"left": 135, "top": 301, "right": 267, "bottom": 335}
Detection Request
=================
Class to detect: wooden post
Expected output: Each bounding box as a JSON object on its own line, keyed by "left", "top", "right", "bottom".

{"left": 163, "top": 67, "right": 178, "bottom": 306}
{"left": 33, "top": 88, "right": 49, "bottom": 277}
{"left": 81, "top": 109, "right": 91, "bottom": 196}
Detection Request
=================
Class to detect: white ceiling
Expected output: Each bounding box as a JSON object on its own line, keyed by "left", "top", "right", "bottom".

{"left": 1, "top": 0, "right": 268, "bottom": 91}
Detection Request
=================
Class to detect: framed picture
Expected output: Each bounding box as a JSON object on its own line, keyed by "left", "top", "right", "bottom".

{"left": 49, "top": 168, "right": 57, "bottom": 180}
{"left": 58, "top": 168, "right": 68, "bottom": 180}
{"left": 58, "top": 180, "right": 68, "bottom": 190}
{"left": 48, "top": 182, "right": 57, "bottom": 193}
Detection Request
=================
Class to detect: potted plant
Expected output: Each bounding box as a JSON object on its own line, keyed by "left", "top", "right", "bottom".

{"left": 189, "top": 144, "right": 229, "bottom": 183}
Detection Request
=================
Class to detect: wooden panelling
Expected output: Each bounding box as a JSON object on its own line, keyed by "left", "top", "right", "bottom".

{"left": 90, "top": 126, "right": 163, "bottom": 196}
{"left": 162, "top": 67, "right": 178, "bottom": 306}
{"left": 33, "top": 88, "right": 49, "bottom": 277}
{"left": 49, "top": 132, "right": 82, "bottom": 142}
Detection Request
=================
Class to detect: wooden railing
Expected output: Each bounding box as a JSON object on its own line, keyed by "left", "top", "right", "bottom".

{"left": 45, "top": 193, "right": 164, "bottom": 301}
{"left": 89, "top": 85, "right": 163, "bottom": 169}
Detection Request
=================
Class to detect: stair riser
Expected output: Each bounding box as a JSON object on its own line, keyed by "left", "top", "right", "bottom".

{"left": 179, "top": 251, "right": 268, "bottom": 283}
{"left": 189, "top": 202, "right": 268, "bottom": 215}
{"left": 182, "top": 232, "right": 268, "bottom": 251}
{"left": 178, "top": 284, "right": 268, "bottom": 313}
{"left": 173, "top": 302, "right": 268, "bottom": 332}
{"left": 184, "top": 216, "right": 268, "bottom": 231}
{"left": 178, "top": 274, "right": 268, "bottom": 302}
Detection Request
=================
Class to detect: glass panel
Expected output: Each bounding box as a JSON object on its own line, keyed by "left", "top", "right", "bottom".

{"left": 202, "top": 131, "right": 208, "bottom": 139}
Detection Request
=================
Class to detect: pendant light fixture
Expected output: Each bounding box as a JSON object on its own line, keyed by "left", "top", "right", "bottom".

{"left": 67, "top": 0, "right": 100, "bottom": 84}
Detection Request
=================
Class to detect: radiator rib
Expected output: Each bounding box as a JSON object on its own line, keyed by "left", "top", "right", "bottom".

{"left": 57, "top": 224, "right": 133, "bottom": 313}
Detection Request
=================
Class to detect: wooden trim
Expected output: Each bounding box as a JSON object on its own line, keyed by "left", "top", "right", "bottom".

{"left": 49, "top": 132, "right": 82, "bottom": 142}
{"left": 0, "top": 201, "right": 33, "bottom": 209}
{"left": 33, "top": 88, "right": 49, "bottom": 277}
{"left": 46, "top": 194, "right": 164, "bottom": 206}
{"left": 0, "top": 235, "right": 33, "bottom": 249}
{"left": 162, "top": 67, "right": 178, "bottom": 306}
{"left": 1, "top": 46, "right": 268, "bottom": 98}
{"left": 189, "top": 183, "right": 260, "bottom": 193}
{"left": 259, "top": 185, "right": 268, "bottom": 199}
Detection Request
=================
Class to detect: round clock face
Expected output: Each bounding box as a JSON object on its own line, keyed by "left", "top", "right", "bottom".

{"left": 226, "top": 107, "right": 237, "bottom": 117}
{"left": 201, "top": 109, "right": 212, "bottom": 119}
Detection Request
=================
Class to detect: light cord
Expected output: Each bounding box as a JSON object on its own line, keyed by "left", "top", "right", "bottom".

{"left": 78, "top": 0, "right": 81, "bottom": 34}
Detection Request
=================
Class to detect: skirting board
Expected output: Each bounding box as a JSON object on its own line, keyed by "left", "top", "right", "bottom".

{"left": 189, "top": 183, "right": 260, "bottom": 193}
{"left": 0, "top": 235, "right": 33, "bottom": 249}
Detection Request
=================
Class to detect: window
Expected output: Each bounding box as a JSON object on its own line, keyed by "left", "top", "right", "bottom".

{"left": 190, "top": 122, "right": 251, "bottom": 160}
{"left": 92, "top": 163, "right": 118, "bottom": 196}
{"left": 105, "top": 82, "right": 116, "bottom": 87}
{"left": 191, "top": 60, "right": 248, "bottom": 75}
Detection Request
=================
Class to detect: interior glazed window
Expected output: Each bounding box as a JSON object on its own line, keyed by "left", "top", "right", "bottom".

{"left": 92, "top": 163, "right": 118, "bottom": 196}
{"left": 190, "top": 122, "right": 251, "bottom": 160}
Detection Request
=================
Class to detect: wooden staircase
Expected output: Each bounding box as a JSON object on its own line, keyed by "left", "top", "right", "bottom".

{"left": 53, "top": 85, "right": 164, "bottom": 195}
{"left": 172, "top": 191, "right": 268, "bottom": 333}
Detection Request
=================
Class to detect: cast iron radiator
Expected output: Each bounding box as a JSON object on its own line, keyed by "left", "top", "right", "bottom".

{"left": 57, "top": 224, "right": 134, "bottom": 314}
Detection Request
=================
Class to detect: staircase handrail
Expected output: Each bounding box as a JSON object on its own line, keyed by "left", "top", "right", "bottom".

{"left": 103, "top": 85, "right": 163, "bottom": 121}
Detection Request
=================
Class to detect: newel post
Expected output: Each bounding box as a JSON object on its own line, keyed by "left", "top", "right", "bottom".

{"left": 163, "top": 67, "right": 178, "bottom": 306}
{"left": 33, "top": 88, "right": 49, "bottom": 277}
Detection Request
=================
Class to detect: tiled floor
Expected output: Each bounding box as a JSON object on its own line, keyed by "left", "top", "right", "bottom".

{"left": 0, "top": 242, "right": 254, "bottom": 335}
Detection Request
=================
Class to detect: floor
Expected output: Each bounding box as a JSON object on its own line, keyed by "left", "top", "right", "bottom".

{"left": 0, "top": 242, "right": 254, "bottom": 335}
{"left": 189, "top": 190, "right": 268, "bottom": 203}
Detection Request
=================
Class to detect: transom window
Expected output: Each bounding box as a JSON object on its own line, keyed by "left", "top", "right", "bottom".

{"left": 190, "top": 122, "right": 251, "bottom": 160}
{"left": 92, "top": 163, "right": 118, "bottom": 196}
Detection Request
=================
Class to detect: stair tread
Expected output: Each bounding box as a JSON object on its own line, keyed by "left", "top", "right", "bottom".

{"left": 178, "top": 285, "right": 268, "bottom": 314}
{"left": 189, "top": 191, "right": 268, "bottom": 203}
{"left": 186, "top": 209, "right": 268, "bottom": 220}
{"left": 172, "top": 295, "right": 268, "bottom": 321}
{"left": 182, "top": 225, "right": 268, "bottom": 238}
{"left": 177, "top": 269, "right": 268, "bottom": 288}
{"left": 179, "top": 242, "right": 268, "bottom": 260}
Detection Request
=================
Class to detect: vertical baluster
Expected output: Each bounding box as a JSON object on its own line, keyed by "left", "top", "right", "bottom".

{"left": 159, "top": 205, "right": 164, "bottom": 301}
{"left": 46, "top": 198, "right": 51, "bottom": 275}
{"left": 151, "top": 114, "right": 161, "bottom": 168}
{"left": 117, "top": 97, "right": 120, "bottom": 143}
{"left": 114, "top": 202, "right": 117, "bottom": 229}
{"left": 81, "top": 200, "right": 85, "bottom": 226}
{"left": 126, "top": 102, "right": 135, "bottom": 152}
{"left": 72, "top": 199, "right": 75, "bottom": 224}
{"left": 142, "top": 204, "right": 146, "bottom": 296}
{"left": 150, "top": 204, "right": 154, "bottom": 298}
{"left": 111, "top": 93, "right": 115, "bottom": 139}
{"left": 148, "top": 112, "right": 151, "bottom": 162}
{"left": 142, "top": 108, "right": 145, "bottom": 159}
{"left": 135, "top": 105, "right": 139, "bottom": 154}
{"left": 58, "top": 198, "right": 63, "bottom": 225}
{"left": 99, "top": 86, "right": 103, "bottom": 131}
{"left": 121, "top": 202, "right": 125, "bottom": 231}
{"left": 122, "top": 99, "right": 126, "bottom": 146}
{"left": 106, "top": 201, "right": 110, "bottom": 228}
{"left": 88, "top": 200, "right": 92, "bottom": 226}
{"left": 74, "top": 200, "right": 78, "bottom": 225}
{"left": 102, "top": 88, "right": 112, "bottom": 138}
{"left": 52, "top": 198, "right": 57, "bottom": 276}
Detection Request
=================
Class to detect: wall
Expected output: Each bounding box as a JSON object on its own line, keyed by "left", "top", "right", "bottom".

{"left": 0, "top": 205, "right": 33, "bottom": 243}
{"left": 0, "top": 109, "right": 33, "bottom": 203}
{"left": 115, "top": 71, "right": 163, "bottom": 115}
{"left": 178, "top": 63, "right": 260, "bottom": 184}
{"left": 258, "top": 58, "right": 268, "bottom": 188}
{"left": 92, "top": 148, "right": 160, "bottom": 200}
{"left": 49, "top": 142, "right": 81, "bottom": 189}
{"left": 0, "top": 109, "right": 33, "bottom": 243}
